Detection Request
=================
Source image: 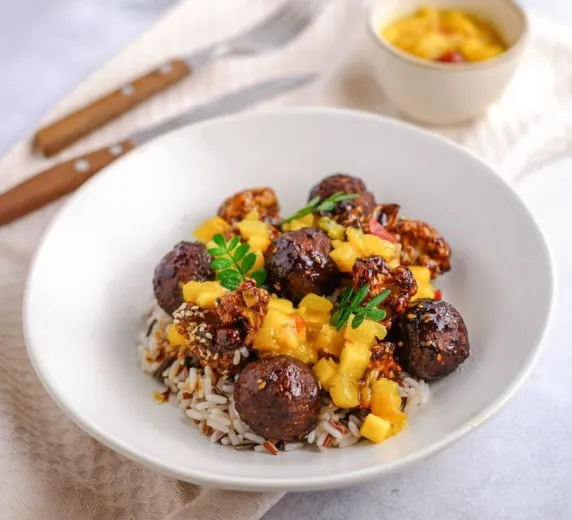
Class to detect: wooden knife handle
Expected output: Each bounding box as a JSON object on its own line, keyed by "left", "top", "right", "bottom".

{"left": 33, "top": 59, "right": 190, "bottom": 157}
{"left": 0, "top": 140, "right": 134, "bottom": 226}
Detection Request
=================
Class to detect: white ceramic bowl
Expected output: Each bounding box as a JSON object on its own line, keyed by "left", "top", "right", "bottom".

{"left": 24, "top": 109, "right": 553, "bottom": 491}
{"left": 368, "top": 0, "right": 529, "bottom": 125}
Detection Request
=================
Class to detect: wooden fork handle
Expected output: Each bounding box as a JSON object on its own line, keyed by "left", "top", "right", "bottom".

{"left": 0, "top": 140, "right": 134, "bottom": 226}
{"left": 32, "top": 59, "right": 190, "bottom": 157}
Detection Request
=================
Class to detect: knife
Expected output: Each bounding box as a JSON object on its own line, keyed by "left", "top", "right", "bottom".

{"left": 0, "top": 73, "right": 316, "bottom": 226}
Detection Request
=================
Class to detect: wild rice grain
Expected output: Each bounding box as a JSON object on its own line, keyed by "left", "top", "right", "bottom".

{"left": 306, "top": 429, "right": 317, "bottom": 444}
{"left": 284, "top": 443, "right": 304, "bottom": 452}
{"left": 233, "top": 419, "right": 246, "bottom": 435}
{"left": 323, "top": 422, "right": 343, "bottom": 440}
{"left": 206, "top": 394, "right": 227, "bottom": 405}
{"left": 221, "top": 436, "right": 230, "bottom": 445}
{"left": 244, "top": 432, "right": 265, "bottom": 444}
{"left": 348, "top": 421, "right": 361, "bottom": 438}
{"left": 206, "top": 419, "right": 230, "bottom": 434}
{"left": 210, "top": 431, "right": 224, "bottom": 443}
{"left": 228, "top": 429, "right": 240, "bottom": 446}
{"left": 186, "top": 409, "right": 204, "bottom": 421}
{"left": 195, "top": 401, "right": 211, "bottom": 411}
{"left": 208, "top": 413, "right": 231, "bottom": 426}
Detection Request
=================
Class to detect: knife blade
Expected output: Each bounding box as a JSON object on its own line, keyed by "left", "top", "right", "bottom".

{"left": 131, "top": 73, "right": 316, "bottom": 145}
{"left": 0, "top": 73, "right": 317, "bottom": 226}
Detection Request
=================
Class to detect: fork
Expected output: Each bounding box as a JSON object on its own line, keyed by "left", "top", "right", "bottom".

{"left": 33, "top": 0, "right": 330, "bottom": 157}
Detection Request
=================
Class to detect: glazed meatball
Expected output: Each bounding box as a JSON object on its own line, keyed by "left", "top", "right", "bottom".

{"left": 395, "top": 299, "right": 470, "bottom": 380}
{"left": 309, "top": 174, "right": 375, "bottom": 227}
{"left": 352, "top": 256, "right": 417, "bottom": 327}
{"left": 266, "top": 228, "right": 340, "bottom": 303}
{"left": 153, "top": 241, "right": 214, "bottom": 314}
{"left": 218, "top": 187, "right": 280, "bottom": 226}
{"left": 234, "top": 355, "right": 320, "bottom": 442}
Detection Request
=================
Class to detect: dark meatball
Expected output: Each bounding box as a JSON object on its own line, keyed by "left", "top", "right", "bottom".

{"left": 266, "top": 228, "right": 340, "bottom": 303}
{"left": 234, "top": 355, "right": 320, "bottom": 442}
{"left": 218, "top": 187, "right": 280, "bottom": 226}
{"left": 309, "top": 174, "right": 375, "bottom": 227}
{"left": 352, "top": 256, "right": 417, "bottom": 328}
{"left": 396, "top": 299, "right": 470, "bottom": 380}
{"left": 153, "top": 241, "right": 214, "bottom": 314}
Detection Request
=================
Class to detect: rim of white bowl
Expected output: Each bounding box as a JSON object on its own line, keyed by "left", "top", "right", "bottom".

{"left": 367, "top": 0, "right": 530, "bottom": 72}
{"left": 22, "top": 107, "right": 555, "bottom": 491}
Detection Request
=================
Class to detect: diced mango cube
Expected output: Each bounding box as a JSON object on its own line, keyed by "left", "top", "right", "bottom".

{"left": 371, "top": 379, "right": 407, "bottom": 423}
{"left": 182, "top": 281, "right": 227, "bottom": 308}
{"left": 268, "top": 297, "right": 294, "bottom": 314}
{"left": 314, "top": 324, "right": 345, "bottom": 357}
{"left": 282, "top": 214, "right": 316, "bottom": 232}
{"left": 329, "top": 373, "right": 359, "bottom": 408}
{"left": 244, "top": 209, "right": 260, "bottom": 221}
{"left": 247, "top": 251, "right": 265, "bottom": 275}
{"left": 194, "top": 217, "right": 230, "bottom": 243}
{"left": 338, "top": 342, "right": 371, "bottom": 380}
{"left": 298, "top": 293, "right": 333, "bottom": 314}
{"left": 167, "top": 324, "right": 186, "bottom": 346}
{"left": 344, "top": 318, "right": 387, "bottom": 347}
{"left": 317, "top": 217, "right": 346, "bottom": 241}
{"left": 346, "top": 227, "right": 366, "bottom": 253}
{"left": 360, "top": 414, "right": 392, "bottom": 444}
{"left": 313, "top": 357, "right": 338, "bottom": 390}
{"left": 330, "top": 241, "right": 360, "bottom": 273}
{"left": 410, "top": 265, "right": 436, "bottom": 301}
{"left": 248, "top": 235, "right": 271, "bottom": 253}
{"left": 237, "top": 220, "right": 269, "bottom": 240}
{"left": 362, "top": 234, "right": 399, "bottom": 261}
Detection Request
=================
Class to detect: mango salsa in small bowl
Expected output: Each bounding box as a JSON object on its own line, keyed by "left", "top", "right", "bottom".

{"left": 383, "top": 7, "right": 506, "bottom": 64}
{"left": 368, "top": 0, "right": 528, "bottom": 124}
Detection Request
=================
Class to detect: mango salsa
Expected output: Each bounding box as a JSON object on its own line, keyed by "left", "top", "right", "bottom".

{"left": 313, "top": 357, "right": 338, "bottom": 390}
{"left": 330, "top": 228, "right": 399, "bottom": 273}
{"left": 329, "top": 373, "right": 360, "bottom": 409}
{"left": 382, "top": 7, "right": 506, "bottom": 63}
{"left": 297, "top": 294, "right": 333, "bottom": 340}
{"left": 338, "top": 342, "right": 371, "bottom": 380}
{"left": 371, "top": 379, "right": 407, "bottom": 424}
{"left": 409, "top": 265, "right": 436, "bottom": 301}
{"left": 317, "top": 217, "right": 346, "bottom": 241}
{"left": 344, "top": 318, "right": 387, "bottom": 347}
{"left": 281, "top": 213, "right": 316, "bottom": 232}
{"left": 360, "top": 413, "right": 392, "bottom": 444}
{"left": 237, "top": 219, "right": 269, "bottom": 241}
{"left": 313, "top": 324, "right": 345, "bottom": 357}
{"left": 182, "top": 281, "right": 227, "bottom": 309}
{"left": 194, "top": 216, "right": 230, "bottom": 243}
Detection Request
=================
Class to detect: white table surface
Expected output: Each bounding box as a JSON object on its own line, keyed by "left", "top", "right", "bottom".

{"left": 1, "top": 1, "right": 571, "bottom": 519}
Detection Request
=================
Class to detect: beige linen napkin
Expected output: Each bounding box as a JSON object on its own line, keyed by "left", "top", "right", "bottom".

{"left": 1, "top": 0, "right": 572, "bottom": 518}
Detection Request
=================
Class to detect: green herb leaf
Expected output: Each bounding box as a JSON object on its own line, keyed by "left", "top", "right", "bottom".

{"left": 251, "top": 269, "right": 267, "bottom": 286}
{"left": 207, "top": 247, "right": 226, "bottom": 257}
{"left": 233, "top": 243, "right": 250, "bottom": 261}
{"left": 241, "top": 252, "right": 257, "bottom": 273}
{"left": 330, "top": 283, "right": 389, "bottom": 331}
{"left": 351, "top": 283, "right": 370, "bottom": 308}
{"left": 210, "top": 257, "right": 233, "bottom": 270}
{"left": 339, "top": 286, "right": 353, "bottom": 306}
{"left": 351, "top": 314, "right": 366, "bottom": 329}
{"left": 365, "top": 289, "right": 391, "bottom": 310}
{"left": 217, "top": 270, "right": 242, "bottom": 290}
{"left": 212, "top": 234, "right": 226, "bottom": 249}
{"left": 280, "top": 192, "right": 359, "bottom": 225}
{"left": 367, "top": 308, "right": 387, "bottom": 321}
{"left": 227, "top": 235, "right": 241, "bottom": 251}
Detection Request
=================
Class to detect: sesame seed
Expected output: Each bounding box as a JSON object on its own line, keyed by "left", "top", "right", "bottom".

{"left": 204, "top": 332, "right": 213, "bottom": 340}
{"left": 406, "top": 313, "right": 415, "bottom": 321}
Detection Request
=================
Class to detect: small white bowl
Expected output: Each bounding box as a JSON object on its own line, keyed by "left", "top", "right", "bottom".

{"left": 24, "top": 109, "right": 553, "bottom": 490}
{"left": 367, "top": 0, "right": 529, "bottom": 125}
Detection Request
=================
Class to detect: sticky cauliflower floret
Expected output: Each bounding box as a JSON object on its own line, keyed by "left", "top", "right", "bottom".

{"left": 172, "top": 281, "right": 270, "bottom": 376}
{"left": 369, "top": 203, "right": 451, "bottom": 278}
{"left": 352, "top": 256, "right": 417, "bottom": 327}
{"left": 217, "top": 187, "right": 280, "bottom": 226}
